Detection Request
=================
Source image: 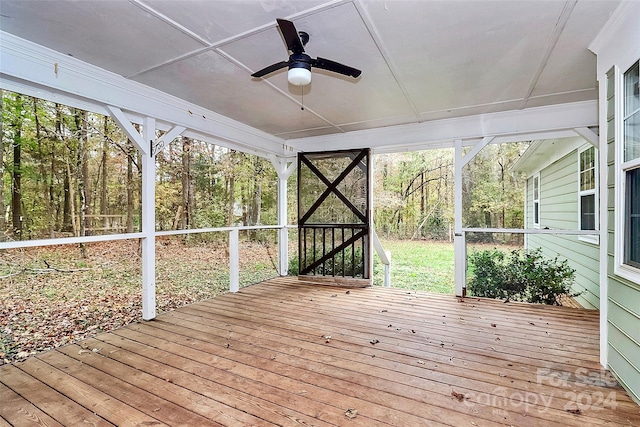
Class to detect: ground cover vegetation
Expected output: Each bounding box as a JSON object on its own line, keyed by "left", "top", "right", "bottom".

{"left": 1, "top": 90, "right": 533, "bottom": 363}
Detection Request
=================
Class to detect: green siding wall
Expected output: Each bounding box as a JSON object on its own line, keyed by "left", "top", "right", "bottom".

{"left": 525, "top": 149, "right": 600, "bottom": 309}
{"left": 606, "top": 68, "right": 640, "bottom": 404}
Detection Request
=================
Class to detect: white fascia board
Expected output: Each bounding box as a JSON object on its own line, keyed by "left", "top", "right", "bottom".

{"left": 589, "top": 1, "right": 640, "bottom": 76}
{"left": 289, "top": 100, "right": 598, "bottom": 153}
{"left": 0, "top": 31, "right": 286, "bottom": 157}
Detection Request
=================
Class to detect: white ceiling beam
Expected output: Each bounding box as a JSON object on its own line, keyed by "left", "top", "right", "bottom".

{"left": 289, "top": 100, "right": 598, "bottom": 153}
{"left": 0, "top": 31, "right": 287, "bottom": 157}
{"left": 521, "top": 0, "right": 577, "bottom": 108}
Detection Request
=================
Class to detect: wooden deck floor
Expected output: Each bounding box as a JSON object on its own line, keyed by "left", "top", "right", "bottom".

{"left": 2, "top": 277, "right": 639, "bottom": 426}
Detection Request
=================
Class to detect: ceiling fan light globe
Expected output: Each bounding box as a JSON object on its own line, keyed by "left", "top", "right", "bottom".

{"left": 288, "top": 68, "right": 311, "bottom": 86}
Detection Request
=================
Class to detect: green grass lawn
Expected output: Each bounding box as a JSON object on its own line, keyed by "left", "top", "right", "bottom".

{"left": 372, "top": 239, "right": 523, "bottom": 294}
{"left": 373, "top": 239, "right": 455, "bottom": 293}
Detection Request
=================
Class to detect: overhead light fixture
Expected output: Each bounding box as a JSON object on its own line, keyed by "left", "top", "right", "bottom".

{"left": 288, "top": 68, "right": 311, "bottom": 86}
{"left": 287, "top": 60, "right": 312, "bottom": 86}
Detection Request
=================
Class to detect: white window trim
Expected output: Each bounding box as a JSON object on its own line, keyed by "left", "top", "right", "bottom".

{"left": 532, "top": 173, "right": 540, "bottom": 229}
{"left": 578, "top": 145, "right": 599, "bottom": 244}
{"left": 614, "top": 60, "right": 640, "bottom": 284}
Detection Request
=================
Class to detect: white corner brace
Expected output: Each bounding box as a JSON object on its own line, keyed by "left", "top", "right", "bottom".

{"left": 153, "top": 125, "right": 186, "bottom": 157}
{"left": 574, "top": 127, "right": 599, "bottom": 148}
{"left": 106, "top": 105, "right": 147, "bottom": 155}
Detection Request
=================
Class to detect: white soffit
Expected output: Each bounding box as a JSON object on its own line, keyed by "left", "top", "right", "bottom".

{"left": 513, "top": 136, "right": 590, "bottom": 176}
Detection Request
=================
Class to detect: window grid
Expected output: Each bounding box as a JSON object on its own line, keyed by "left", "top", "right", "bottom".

{"left": 533, "top": 174, "right": 540, "bottom": 228}
{"left": 623, "top": 60, "right": 640, "bottom": 269}
{"left": 579, "top": 147, "right": 597, "bottom": 232}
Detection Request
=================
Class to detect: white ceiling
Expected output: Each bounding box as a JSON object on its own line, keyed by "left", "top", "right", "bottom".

{"left": 0, "top": 0, "right": 620, "bottom": 141}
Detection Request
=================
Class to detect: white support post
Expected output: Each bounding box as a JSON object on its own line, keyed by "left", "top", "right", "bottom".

{"left": 141, "top": 117, "right": 156, "bottom": 320}
{"left": 453, "top": 137, "right": 494, "bottom": 297}
{"left": 229, "top": 228, "right": 240, "bottom": 292}
{"left": 270, "top": 156, "right": 296, "bottom": 276}
{"left": 597, "top": 73, "right": 608, "bottom": 368}
{"left": 454, "top": 139, "right": 465, "bottom": 297}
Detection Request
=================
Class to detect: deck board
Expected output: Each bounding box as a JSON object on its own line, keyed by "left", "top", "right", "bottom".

{"left": 2, "top": 277, "right": 639, "bottom": 426}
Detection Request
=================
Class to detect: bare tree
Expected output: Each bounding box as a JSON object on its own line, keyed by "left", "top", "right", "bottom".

{"left": 100, "top": 116, "right": 109, "bottom": 229}
{"left": 11, "top": 94, "right": 23, "bottom": 238}
{"left": 181, "top": 136, "right": 195, "bottom": 228}
{"left": 0, "top": 90, "right": 5, "bottom": 240}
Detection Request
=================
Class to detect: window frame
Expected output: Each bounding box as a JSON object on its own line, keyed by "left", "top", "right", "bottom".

{"left": 578, "top": 145, "right": 599, "bottom": 244}
{"left": 532, "top": 173, "right": 540, "bottom": 229}
{"left": 615, "top": 59, "right": 640, "bottom": 283}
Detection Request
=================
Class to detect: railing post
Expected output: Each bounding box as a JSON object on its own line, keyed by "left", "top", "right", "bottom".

{"left": 229, "top": 228, "right": 239, "bottom": 292}
{"left": 277, "top": 174, "right": 288, "bottom": 276}
{"left": 454, "top": 232, "right": 466, "bottom": 297}
{"left": 384, "top": 250, "right": 391, "bottom": 287}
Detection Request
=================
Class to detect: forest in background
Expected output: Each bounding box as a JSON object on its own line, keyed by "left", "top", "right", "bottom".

{"left": 374, "top": 142, "right": 528, "bottom": 243}
{"left": 0, "top": 90, "right": 278, "bottom": 242}
{"left": 0, "top": 90, "right": 528, "bottom": 244}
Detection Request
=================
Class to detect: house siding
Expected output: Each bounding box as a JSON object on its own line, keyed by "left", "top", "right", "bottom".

{"left": 606, "top": 67, "right": 640, "bottom": 404}
{"left": 525, "top": 149, "right": 600, "bottom": 310}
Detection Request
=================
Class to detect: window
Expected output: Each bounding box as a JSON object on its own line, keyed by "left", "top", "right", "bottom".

{"left": 625, "top": 169, "right": 640, "bottom": 268}
{"left": 579, "top": 146, "right": 598, "bottom": 242}
{"left": 622, "top": 60, "right": 640, "bottom": 270}
{"left": 533, "top": 174, "right": 540, "bottom": 228}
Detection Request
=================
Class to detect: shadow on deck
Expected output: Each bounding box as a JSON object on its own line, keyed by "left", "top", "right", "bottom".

{"left": 2, "top": 277, "right": 639, "bottom": 426}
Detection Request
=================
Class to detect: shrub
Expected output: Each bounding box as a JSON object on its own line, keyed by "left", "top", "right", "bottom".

{"left": 468, "top": 248, "right": 577, "bottom": 305}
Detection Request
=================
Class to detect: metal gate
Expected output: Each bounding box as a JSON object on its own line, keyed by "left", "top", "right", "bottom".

{"left": 298, "top": 149, "right": 371, "bottom": 282}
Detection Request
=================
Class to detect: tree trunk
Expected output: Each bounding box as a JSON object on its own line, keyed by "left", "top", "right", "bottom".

{"left": 65, "top": 158, "right": 78, "bottom": 236}
{"left": 49, "top": 117, "right": 56, "bottom": 236}
{"left": 126, "top": 140, "right": 135, "bottom": 233}
{"left": 181, "top": 137, "right": 195, "bottom": 229}
{"left": 62, "top": 170, "right": 72, "bottom": 232}
{"left": 76, "top": 109, "right": 91, "bottom": 237}
{"left": 0, "top": 90, "right": 5, "bottom": 240}
{"left": 227, "top": 173, "right": 235, "bottom": 226}
{"left": 11, "top": 94, "right": 23, "bottom": 238}
{"left": 33, "top": 98, "right": 55, "bottom": 237}
{"left": 100, "top": 116, "right": 109, "bottom": 229}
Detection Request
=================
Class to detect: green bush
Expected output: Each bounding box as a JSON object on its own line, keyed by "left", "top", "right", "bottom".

{"left": 468, "top": 248, "right": 577, "bottom": 305}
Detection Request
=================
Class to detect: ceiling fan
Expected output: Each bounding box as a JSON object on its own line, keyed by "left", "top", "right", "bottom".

{"left": 251, "top": 18, "right": 362, "bottom": 86}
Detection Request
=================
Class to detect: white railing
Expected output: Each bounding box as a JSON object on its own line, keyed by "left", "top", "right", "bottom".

{"left": 157, "top": 225, "right": 285, "bottom": 293}
{"left": 0, "top": 225, "right": 288, "bottom": 294}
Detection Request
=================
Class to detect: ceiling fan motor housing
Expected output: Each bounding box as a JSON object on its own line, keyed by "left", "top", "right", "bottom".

{"left": 289, "top": 52, "right": 312, "bottom": 71}
{"left": 288, "top": 52, "right": 312, "bottom": 85}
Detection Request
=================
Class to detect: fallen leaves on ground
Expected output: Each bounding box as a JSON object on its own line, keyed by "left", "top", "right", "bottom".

{"left": 451, "top": 390, "right": 465, "bottom": 402}
{"left": 0, "top": 238, "right": 278, "bottom": 364}
{"left": 344, "top": 408, "right": 358, "bottom": 419}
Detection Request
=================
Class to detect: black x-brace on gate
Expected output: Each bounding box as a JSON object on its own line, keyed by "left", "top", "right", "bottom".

{"left": 297, "top": 149, "right": 371, "bottom": 280}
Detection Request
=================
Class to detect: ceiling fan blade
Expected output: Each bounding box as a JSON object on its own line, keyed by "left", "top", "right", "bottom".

{"left": 276, "top": 18, "right": 304, "bottom": 54}
{"left": 313, "top": 57, "right": 362, "bottom": 78}
{"left": 251, "top": 61, "right": 289, "bottom": 78}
